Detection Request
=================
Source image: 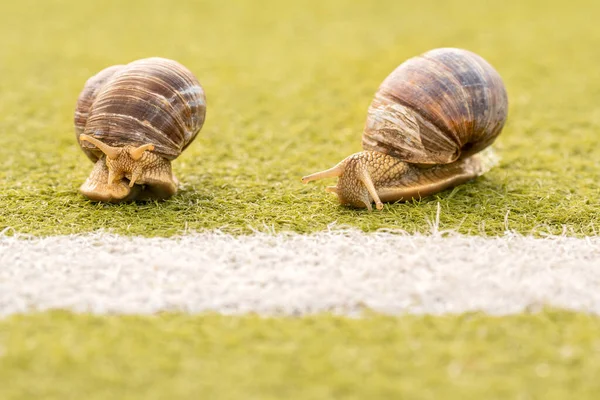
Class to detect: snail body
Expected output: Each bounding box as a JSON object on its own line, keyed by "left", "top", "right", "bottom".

{"left": 74, "top": 57, "right": 206, "bottom": 202}
{"left": 302, "top": 48, "right": 508, "bottom": 210}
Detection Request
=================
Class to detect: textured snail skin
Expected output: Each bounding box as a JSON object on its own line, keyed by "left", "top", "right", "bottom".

{"left": 78, "top": 136, "right": 178, "bottom": 202}
{"left": 74, "top": 57, "right": 206, "bottom": 203}
{"left": 302, "top": 48, "right": 508, "bottom": 210}
{"left": 303, "top": 151, "right": 487, "bottom": 211}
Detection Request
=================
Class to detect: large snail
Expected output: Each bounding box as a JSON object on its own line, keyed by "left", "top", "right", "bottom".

{"left": 302, "top": 48, "right": 508, "bottom": 210}
{"left": 74, "top": 57, "right": 206, "bottom": 202}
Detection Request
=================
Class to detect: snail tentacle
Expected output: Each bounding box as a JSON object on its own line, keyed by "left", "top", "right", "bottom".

{"left": 301, "top": 162, "right": 345, "bottom": 184}
{"left": 80, "top": 134, "right": 121, "bottom": 160}
{"left": 129, "top": 143, "right": 155, "bottom": 161}
{"left": 357, "top": 167, "right": 384, "bottom": 211}
{"left": 129, "top": 166, "right": 143, "bottom": 187}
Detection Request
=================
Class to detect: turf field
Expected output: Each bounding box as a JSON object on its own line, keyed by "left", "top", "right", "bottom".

{"left": 1, "top": 311, "right": 599, "bottom": 399}
{"left": 1, "top": 0, "right": 600, "bottom": 398}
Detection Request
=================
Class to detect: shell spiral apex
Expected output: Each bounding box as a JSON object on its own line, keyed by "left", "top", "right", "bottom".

{"left": 74, "top": 57, "right": 206, "bottom": 203}
{"left": 303, "top": 47, "right": 508, "bottom": 211}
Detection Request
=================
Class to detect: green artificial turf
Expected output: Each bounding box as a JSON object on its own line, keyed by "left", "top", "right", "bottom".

{"left": 1, "top": 0, "right": 600, "bottom": 236}
{"left": 0, "top": 310, "right": 597, "bottom": 399}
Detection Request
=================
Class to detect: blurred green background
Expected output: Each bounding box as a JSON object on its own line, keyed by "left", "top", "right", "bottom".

{"left": 1, "top": 310, "right": 599, "bottom": 400}
{"left": 1, "top": 0, "right": 599, "bottom": 236}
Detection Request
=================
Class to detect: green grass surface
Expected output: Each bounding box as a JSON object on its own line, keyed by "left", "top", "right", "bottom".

{"left": 0, "top": 310, "right": 598, "bottom": 399}
{"left": 1, "top": 0, "right": 600, "bottom": 236}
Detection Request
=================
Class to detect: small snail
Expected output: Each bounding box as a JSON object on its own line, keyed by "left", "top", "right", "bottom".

{"left": 74, "top": 57, "right": 206, "bottom": 202}
{"left": 302, "top": 48, "right": 508, "bottom": 210}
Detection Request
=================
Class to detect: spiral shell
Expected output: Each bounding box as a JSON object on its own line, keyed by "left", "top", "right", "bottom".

{"left": 74, "top": 57, "right": 206, "bottom": 163}
{"left": 362, "top": 48, "right": 508, "bottom": 165}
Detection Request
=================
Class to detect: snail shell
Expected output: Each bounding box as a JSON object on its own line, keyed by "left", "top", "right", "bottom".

{"left": 75, "top": 57, "right": 206, "bottom": 161}
{"left": 302, "top": 48, "right": 508, "bottom": 210}
{"left": 74, "top": 57, "right": 206, "bottom": 202}
{"left": 362, "top": 48, "right": 508, "bottom": 165}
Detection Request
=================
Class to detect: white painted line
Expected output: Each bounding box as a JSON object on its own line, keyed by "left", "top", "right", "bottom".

{"left": 1, "top": 231, "right": 600, "bottom": 316}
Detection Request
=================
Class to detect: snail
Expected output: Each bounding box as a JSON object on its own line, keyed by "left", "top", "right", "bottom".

{"left": 302, "top": 48, "right": 508, "bottom": 211}
{"left": 74, "top": 57, "right": 206, "bottom": 202}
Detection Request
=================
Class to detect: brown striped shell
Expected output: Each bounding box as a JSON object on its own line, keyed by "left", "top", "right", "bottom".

{"left": 362, "top": 48, "right": 508, "bottom": 165}
{"left": 74, "top": 57, "right": 206, "bottom": 162}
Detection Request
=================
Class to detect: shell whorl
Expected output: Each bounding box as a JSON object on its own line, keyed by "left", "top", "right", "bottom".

{"left": 362, "top": 48, "right": 508, "bottom": 165}
{"left": 74, "top": 57, "right": 206, "bottom": 162}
